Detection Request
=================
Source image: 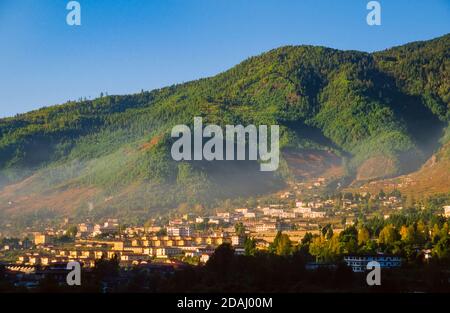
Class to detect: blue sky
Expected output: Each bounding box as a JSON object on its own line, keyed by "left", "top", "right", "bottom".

{"left": 0, "top": 0, "right": 449, "bottom": 118}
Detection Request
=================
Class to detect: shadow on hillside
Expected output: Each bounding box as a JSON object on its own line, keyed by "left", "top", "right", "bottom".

{"left": 368, "top": 68, "right": 446, "bottom": 174}
{"left": 192, "top": 159, "right": 285, "bottom": 199}
{"left": 281, "top": 120, "right": 349, "bottom": 157}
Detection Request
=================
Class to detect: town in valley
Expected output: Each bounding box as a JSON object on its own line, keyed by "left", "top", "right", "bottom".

{"left": 1, "top": 179, "right": 449, "bottom": 292}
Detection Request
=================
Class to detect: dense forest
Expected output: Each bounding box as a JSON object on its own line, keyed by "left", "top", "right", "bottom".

{"left": 0, "top": 34, "right": 448, "bottom": 223}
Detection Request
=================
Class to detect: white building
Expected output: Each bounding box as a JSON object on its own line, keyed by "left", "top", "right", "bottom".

{"left": 208, "top": 218, "right": 220, "bottom": 225}
{"left": 234, "top": 248, "right": 245, "bottom": 255}
{"left": 231, "top": 235, "right": 245, "bottom": 247}
{"left": 167, "top": 225, "right": 194, "bottom": 237}
{"left": 255, "top": 223, "right": 277, "bottom": 233}
{"left": 294, "top": 207, "right": 311, "bottom": 214}
{"left": 78, "top": 223, "right": 93, "bottom": 233}
{"left": 156, "top": 247, "right": 182, "bottom": 258}
{"left": 443, "top": 205, "right": 450, "bottom": 218}
{"left": 344, "top": 255, "right": 402, "bottom": 273}
{"left": 102, "top": 219, "right": 119, "bottom": 232}
{"left": 244, "top": 212, "right": 256, "bottom": 219}
{"left": 235, "top": 208, "right": 249, "bottom": 215}
{"left": 303, "top": 211, "right": 326, "bottom": 219}
{"left": 281, "top": 212, "right": 296, "bottom": 219}
{"left": 217, "top": 212, "right": 231, "bottom": 219}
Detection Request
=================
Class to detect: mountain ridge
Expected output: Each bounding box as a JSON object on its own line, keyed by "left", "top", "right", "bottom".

{"left": 0, "top": 34, "right": 448, "bottom": 226}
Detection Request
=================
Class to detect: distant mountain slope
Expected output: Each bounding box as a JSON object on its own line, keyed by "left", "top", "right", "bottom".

{"left": 0, "top": 34, "right": 448, "bottom": 225}
{"left": 350, "top": 125, "right": 450, "bottom": 197}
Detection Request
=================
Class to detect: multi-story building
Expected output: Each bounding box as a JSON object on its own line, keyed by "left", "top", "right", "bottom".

{"left": 235, "top": 208, "right": 249, "bottom": 215}
{"left": 231, "top": 235, "right": 245, "bottom": 247}
{"left": 78, "top": 223, "right": 93, "bottom": 233}
{"left": 102, "top": 219, "right": 120, "bottom": 233}
{"left": 120, "top": 252, "right": 152, "bottom": 263}
{"left": 244, "top": 212, "right": 256, "bottom": 219}
{"left": 281, "top": 212, "right": 296, "bottom": 219}
{"left": 217, "top": 212, "right": 231, "bottom": 219}
{"left": 255, "top": 222, "right": 277, "bottom": 233}
{"left": 156, "top": 247, "right": 182, "bottom": 258}
{"left": 293, "top": 207, "right": 311, "bottom": 214}
{"left": 303, "top": 211, "right": 326, "bottom": 219}
{"left": 275, "top": 221, "right": 293, "bottom": 232}
{"left": 34, "top": 234, "right": 52, "bottom": 246}
{"left": 343, "top": 254, "right": 402, "bottom": 273}
{"left": 167, "top": 225, "right": 194, "bottom": 237}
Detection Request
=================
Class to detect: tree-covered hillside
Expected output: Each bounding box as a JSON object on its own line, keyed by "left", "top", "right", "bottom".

{"left": 0, "top": 34, "right": 448, "bottom": 222}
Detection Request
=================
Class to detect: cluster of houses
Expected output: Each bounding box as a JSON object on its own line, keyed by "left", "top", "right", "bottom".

{"left": 6, "top": 200, "right": 329, "bottom": 270}
{"left": 195, "top": 202, "right": 331, "bottom": 234}
{"left": 9, "top": 198, "right": 337, "bottom": 269}
{"left": 3, "top": 193, "right": 421, "bottom": 271}
{"left": 13, "top": 229, "right": 250, "bottom": 269}
{"left": 3, "top": 192, "right": 448, "bottom": 282}
{"left": 4, "top": 196, "right": 367, "bottom": 270}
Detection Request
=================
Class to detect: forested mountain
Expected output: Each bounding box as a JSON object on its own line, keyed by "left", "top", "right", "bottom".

{"left": 0, "top": 34, "right": 448, "bottom": 225}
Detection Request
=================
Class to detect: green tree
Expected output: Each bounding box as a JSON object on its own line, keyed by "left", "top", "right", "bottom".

{"left": 378, "top": 224, "right": 399, "bottom": 246}
{"left": 235, "top": 222, "right": 246, "bottom": 237}
{"left": 301, "top": 232, "right": 314, "bottom": 246}
{"left": 357, "top": 227, "right": 371, "bottom": 246}
{"left": 321, "top": 224, "right": 334, "bottom": 240}
{"left": 244, "top": 237, "right": 257, "bottom": 256}
{"left": 309, "top": 236, "right": 327, "bottom": 262}
{"left": 206, "top": 243, "right": 235, "bottom": 277}
{"left": 309, "top": 234, "right": 341, "bottom": 262}
{"left": 66, "top": 225, "right": 78, "bottom": 238}
{"left": 92, "top": 254, "right": 120, "bottom": 285}
{"left": 270, "top": 231, "right": 292, "bottom": 256}
{"left": 434, "top": 236, "right": 450, "bottom": 260}
{"left": 339, "top": 226, "right": 358, "bottom": 254}
{"left": 400, "top": 225, "right": 417, "bottom": 244}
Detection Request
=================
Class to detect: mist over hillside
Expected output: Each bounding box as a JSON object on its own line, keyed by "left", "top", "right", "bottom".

{"left": 0, "top": 34, "right": 448, "bottom": 226}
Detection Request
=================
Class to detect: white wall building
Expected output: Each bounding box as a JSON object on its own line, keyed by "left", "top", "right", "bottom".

{"left": 303, "top": 211, "right": 326, "bottom": 219}
{"left": 443, "top": 205, "right": 450, "bottom": 218}
{"left": 344, "top": 255, "right": 402, "bottom": 273}
{"left": 167, "top": 225, "right": 194, "bottom": 237}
